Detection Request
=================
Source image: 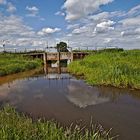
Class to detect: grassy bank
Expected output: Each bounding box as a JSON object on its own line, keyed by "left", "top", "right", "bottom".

{"left": 0, "top": 53, "right": 42, "bottom": 76}
{"left": 0, "top": 105, "right": 112, "bottom": 140}
{"left": 68, "top": 50, "right": 140, "bottom": 89}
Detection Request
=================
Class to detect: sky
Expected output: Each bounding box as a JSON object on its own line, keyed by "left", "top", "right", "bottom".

{"left": 0, "top": 0, "right": 140, "bottom": 51}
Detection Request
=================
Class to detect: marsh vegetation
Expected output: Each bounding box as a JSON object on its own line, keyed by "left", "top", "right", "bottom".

{"left": 68, "top": 50, "right": 140, "bottom": 89}
{"left": 0, "top": 53, "right": 42, "bottom": 76}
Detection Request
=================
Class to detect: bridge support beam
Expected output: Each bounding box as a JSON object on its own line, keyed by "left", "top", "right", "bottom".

{"left": 43, "top": 53, "right": 48, "bottom": 74}
{"left": 57, "top": 52, "right": 61, "bottom": 74}
{"left": 71, "top": 52, "right": 73, "bottom": 62}
{"left": 43, "top": 53, "right": 47, "bottom": 65}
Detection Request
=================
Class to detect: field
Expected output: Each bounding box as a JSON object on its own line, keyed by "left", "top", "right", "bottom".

{"left": 0, "top": 53, "right": 42, "bottom": 76}
{"left": 68, "top": 50, "right": 140, "bottom": 89}
{"left": 0, "top": 105, "right": 112, "bottom": 140}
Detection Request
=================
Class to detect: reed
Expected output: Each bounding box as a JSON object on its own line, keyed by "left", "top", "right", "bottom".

{"left": 0, "top": 105, "right": 112, "bottom": 140}
{"left": 0, "top": 53, "right": 42, "bottom": 76}
{"left": 68, "top": 50, "right": 140, "bottom": 89}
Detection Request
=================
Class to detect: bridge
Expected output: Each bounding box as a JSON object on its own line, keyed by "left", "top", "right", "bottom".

{"left": 27, "top": 52, "right": 89, "bottom": 67}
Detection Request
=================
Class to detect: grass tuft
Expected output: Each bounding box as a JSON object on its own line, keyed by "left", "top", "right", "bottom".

{"left": 0, "top": 105, "right": 113, "bottom": 140}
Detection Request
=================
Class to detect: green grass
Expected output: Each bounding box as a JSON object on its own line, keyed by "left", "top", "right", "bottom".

{"left": 68, "top": 50, "right": 140, "bottom": 89}
{"left": 0, "top": 53, "right": 42, "bottom": 76}
{"left": 0, "top": 105, "right": 112, "bottom": 140}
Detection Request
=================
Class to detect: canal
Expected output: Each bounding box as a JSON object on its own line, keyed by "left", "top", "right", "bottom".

{"left": 0, "top": 68, "right": 140, "bottom": 140}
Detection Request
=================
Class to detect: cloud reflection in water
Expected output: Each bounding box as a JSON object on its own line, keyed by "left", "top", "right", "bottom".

{"left": 66, "top": 81, "right": 110, "bottom": 108}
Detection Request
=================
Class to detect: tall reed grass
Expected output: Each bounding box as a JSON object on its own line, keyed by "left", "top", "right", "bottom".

{"left": 68, "top": 50, "right": 140, "bottom": 89}
{"left": 0, "top": 105, "right": 113, "bottom": 140}
{"left": 0, "top": 53, "right": 42, "bottom": 76}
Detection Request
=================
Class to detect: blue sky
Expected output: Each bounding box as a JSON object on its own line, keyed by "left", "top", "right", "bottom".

{"left": 0, "top": 0, "right": 140, "bottom": 51}
{"left": 18, "top": 0, "right": 66, "bottom": 30}
{"left": 102, "top": 0, "right": 140, "bottom": 11}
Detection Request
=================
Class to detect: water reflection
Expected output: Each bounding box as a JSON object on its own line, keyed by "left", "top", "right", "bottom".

{"left": 0, "top": 71, "right": 140, "bottom": 108}
{"left": 66, "top": 81, "right": 109, "bottom": 108}
{"left": 0, "top": 70, "right": 140, "bottom": 140}
{"left": 44, "top": 65, "right": 68, "bottom": 75}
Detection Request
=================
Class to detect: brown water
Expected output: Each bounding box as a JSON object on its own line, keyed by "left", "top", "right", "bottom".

{"left": 0, "top": 69, "right": 140, "bottom": 140}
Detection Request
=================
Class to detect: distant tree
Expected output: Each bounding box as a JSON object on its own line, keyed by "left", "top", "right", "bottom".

{"left": 56, "top": 42, "right": 69, "bottom": 52}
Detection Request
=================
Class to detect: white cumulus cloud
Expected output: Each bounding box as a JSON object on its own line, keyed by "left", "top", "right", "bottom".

{"left": 7, "top": 2, "right": 16, "bottom": 13}
{"left": 38, "top": 27, "right": 61, "bottom": 36}
{"left": 55, "top": 11, "right": 65, "bottom": 16}
{"left": 94, "top": 20, "right": 115, "bottom": 33}
{"left": 26, "top": 6, "right": 39, "bottom": 17}
{"left": 63, "top": 0, "right": 114, "bottom": 21}
{"left": 121, "top": 27, "right": 140, "bottom": 37}
{"left": 120, "top": 16, "right": 140, "bottom": 26}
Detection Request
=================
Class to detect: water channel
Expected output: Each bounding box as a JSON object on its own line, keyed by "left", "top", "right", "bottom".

{"left": 0, "top": 68, "right": 140, "bottom": 140}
